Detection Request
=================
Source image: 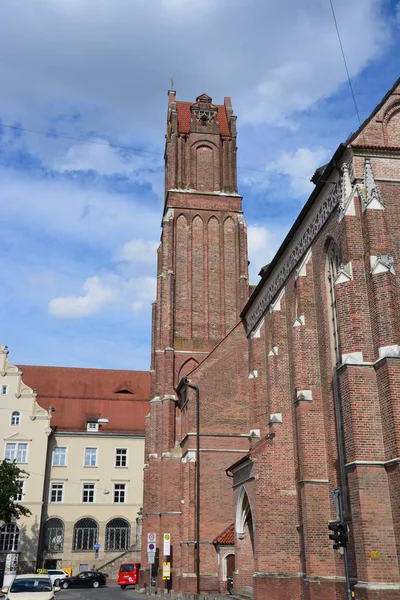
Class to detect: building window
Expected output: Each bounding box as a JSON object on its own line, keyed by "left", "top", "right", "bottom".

{"left": 105, "top": 518, "right": 130, "bottom": 551}
{"left": 84, "top": 447, "right": 97, "bottom": 467}
{"left": 87, "top": 422, "right": 99, "bottom": 432}
{"left": 6, "top": 442, "right": 28, "bottom": 463}
{"left": 43, "top": 518, "right": 64, "bottom": 552}
{"left": 5, "top": 443, "right": 16, "bottom": 461}
{"left": 73, "top": 518, "right": 98, "bottom": 551}
{"left": 327, "top": 242, "right": 341, "bottom": 365}
{"left": 1, "top": 384, "right": 8, "bottom": 396}
{"left": 14, "top": 480, "right": 24, "bottom": 502}
{"left": 82, "top": 483, "right": 95, "bottom": 503}
{"left": 113, "top": 483, "right": 126, "bottom": 504}
{"left": 115, "top": 448, "right": 127, "bottom": 467}
{"left": 17, "top": 443, "right": 28, "bottom": 464}
{"left": 11, "top": 411, "right": 20, "bottom": 426}
{"left": 53, "top": 447, "right": 67, "bottom": 467}
{"left": 50, "top": 483, "right": 64, "bottom": 503}
{"left": 0, "top": 523, "right": 19, "bottom": 552}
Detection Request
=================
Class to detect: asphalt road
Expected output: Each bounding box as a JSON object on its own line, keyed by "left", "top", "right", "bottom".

{"left": 54, "top": 586, "right": 231, "bottom": 599}
{"left": 56, "top": 588, "right": 148, "bottom": 600}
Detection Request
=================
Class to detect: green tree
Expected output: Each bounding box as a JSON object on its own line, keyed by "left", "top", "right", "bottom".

{"left": 0, "top": 459, "right": 31, "bottom": 523}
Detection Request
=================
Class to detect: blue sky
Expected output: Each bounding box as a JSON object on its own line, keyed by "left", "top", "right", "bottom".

{"left": 0, "top": 0, "right": 399, "bottom": 370}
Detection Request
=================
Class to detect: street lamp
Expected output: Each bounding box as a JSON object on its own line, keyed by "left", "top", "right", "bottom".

{"left": 175, "top": 377, "right": 200, "bottom": 596}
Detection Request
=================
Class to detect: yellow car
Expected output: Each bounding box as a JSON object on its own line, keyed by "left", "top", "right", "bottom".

{"left": 2, "top": 574, "right": 60, "bottom": 600}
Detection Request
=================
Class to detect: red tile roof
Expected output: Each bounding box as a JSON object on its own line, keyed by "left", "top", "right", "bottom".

{"left": 176, "top": 101, "right": 231, "bottom": 136}
{"left": 213, "top": 522, "right": 235, "bottom": 545}
{"left": 20, "top": 365, "right": 151, "bottom": 434}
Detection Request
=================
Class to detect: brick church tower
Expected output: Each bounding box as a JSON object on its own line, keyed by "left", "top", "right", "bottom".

{"left": 142, "top": 92, "right": 249, "bottom": 587}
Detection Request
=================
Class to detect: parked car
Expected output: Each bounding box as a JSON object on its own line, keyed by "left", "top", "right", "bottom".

{"left": 59, "top": 571, "right": 106, "bottom": 589}
{"left": 46, "top": 570, "right": 69, "bottom": 586}
{"left": 117, "top": 562, "right": 140, "bottom": 589}
{"left": 2, "top": 573, "right": 60, "bottom": 599}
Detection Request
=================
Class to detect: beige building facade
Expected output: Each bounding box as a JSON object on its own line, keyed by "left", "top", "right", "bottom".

{"left": 0, "top": 344, "right": 52, "bottom": 573}
{"left": 41, "top": 432, "right": 144, "bottom": 573}
{"left": 0, "top": 345, "right": 150, "bottom": 577}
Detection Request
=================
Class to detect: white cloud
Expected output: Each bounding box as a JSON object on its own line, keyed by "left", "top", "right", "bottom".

{"left": 0, "top": 167, "right": 161, "bottom": 250}
{"left": 247, "top": 224, "right": 288, "bottom": 283}
{"left": 116, "top": 239, "right": 159, "bottom": 263}
{"left": 267, "top": 146, "right": 331, "bottom": 197}
{"left": 48, "top": 273, "right": 156, "bottom": 318}
{"left": 47, "top": 139, "right": 163, "bottom": 182}
{"left": 0, "top": 0, "right": 392, "bottom": 138}
{"left": 49, "top": 275, "right": 117, "bottom": 318}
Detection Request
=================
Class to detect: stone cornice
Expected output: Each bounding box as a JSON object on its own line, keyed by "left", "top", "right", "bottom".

{"left": 244, "top": 178, "right": 341, "bottom": 334}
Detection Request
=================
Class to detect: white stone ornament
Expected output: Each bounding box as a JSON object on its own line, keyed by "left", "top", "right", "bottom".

{"left": 295, "top": 249, "right": 312, "bottom": 279}
{"left": 268, "top": 346, "right": 278, "bottom": 356}
{"left": 293, "top": 315, "right": 305, "bottom": 327}
{"left": 363, "top": 159, "right": 385, "bottom": 211}
{"left": 370, "top": 255, "right": 395, "bottom": 275}
{"left": 335, "top": 262, "right": 353, "bottom": 284}
{"left": 296, "top": 390, "right": 313, "bottom": 402}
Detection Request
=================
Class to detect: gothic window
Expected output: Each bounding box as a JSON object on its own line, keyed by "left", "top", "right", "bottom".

{"left": 43, "top": 518, "right": 64, "bottom": 552}
{"left": 0, "top": 523, "right": 19, "bottom": 552}
{"left": 326, "top": 241, "right": 341, "bottom": 365}
{"left": 72, "top": 518, "right": 98, "bottom": 551}
{"left": 105, "top": 518, "right": 130, "bottom": 551}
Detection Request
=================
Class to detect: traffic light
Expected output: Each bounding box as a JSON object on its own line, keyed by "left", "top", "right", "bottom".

{"left": 328, "top": 521, "right": 348, "bottom": 550}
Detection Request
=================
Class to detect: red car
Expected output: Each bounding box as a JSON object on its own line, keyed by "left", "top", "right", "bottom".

{"left": 117, "top": 562, "right": 140, "bottom": 589}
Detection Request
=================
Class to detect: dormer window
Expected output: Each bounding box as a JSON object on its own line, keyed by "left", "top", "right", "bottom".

{"left": 87, "top": 422, "right": 99, "bottom": 432}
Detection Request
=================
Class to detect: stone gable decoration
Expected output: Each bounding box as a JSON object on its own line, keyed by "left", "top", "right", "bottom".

{"left": 363, "top": 159, "right": 385, "bottom": 211}
{"left": 245, "top": 178, "right": 342, "bottom": 334}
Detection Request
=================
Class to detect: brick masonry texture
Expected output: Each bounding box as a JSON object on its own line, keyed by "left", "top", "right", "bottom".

{"left": 142, "top": 81, "right": 400, "bottom": 599}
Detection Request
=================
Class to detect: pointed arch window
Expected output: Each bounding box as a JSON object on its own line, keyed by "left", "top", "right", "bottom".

{"left": 11, "top": 411, "right": 20, "bottom": 426}
{"left": 326, "top": 241, "right": 341, "bottom": 365}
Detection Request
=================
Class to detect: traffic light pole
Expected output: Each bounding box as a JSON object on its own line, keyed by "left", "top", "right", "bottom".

{"left": 333, "top": 488, "right": 352, "bottom": 600}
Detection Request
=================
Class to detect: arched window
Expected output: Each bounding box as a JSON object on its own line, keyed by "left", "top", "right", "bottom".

{"left": 43, "top": 518, "right": 64, "bottom": 552}
{"left": 326, "top": 241, "right": 341, "bottom": 365}
{"left": 11, "top": 411, "right": 20, "bottom": 426}
{"left": 105, "top": 518, "right": 130, "bottom": 551}
{"left": 0, "top": 523, "right": 19, "bottom": 552}
{"left": 72, "top": 518, "right": 98, "bottom": 552}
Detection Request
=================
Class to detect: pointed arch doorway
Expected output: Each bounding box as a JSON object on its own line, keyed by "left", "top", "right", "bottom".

{"left": 235, "top": 487, "right": 255, "bottom": 595}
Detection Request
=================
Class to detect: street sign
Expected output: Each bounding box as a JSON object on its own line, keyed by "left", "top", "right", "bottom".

{"left": 162, "top": 562, "right": 171, "bottom": 580}
{"left": 148, "top": 553, "right": 155, "bottom": 564}
{"left": 147, "top": 532, "right": 156, "bottom": 543}
{"left": 163, "top": 533, "right": 171, "bottom": 556}
{"left": 93, "top": 543, "right": 100, "bottom": 549}
{"left": 147, "top": 542, "right": 156, "bottom": 552}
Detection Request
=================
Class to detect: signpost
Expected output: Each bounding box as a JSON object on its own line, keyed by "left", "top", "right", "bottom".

{"left": 147, "top": 533, "right": 157, "bottom": 593}
{"left": 163, "top": 533, "right": 171, "bottom": 557}
{"left": 94, "top": 543, "right": 100, "bottom": 560}
{"left": 162, "top": 562, "right": 171, "bottom": 580}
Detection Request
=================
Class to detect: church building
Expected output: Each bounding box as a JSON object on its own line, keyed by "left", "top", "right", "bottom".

{"left": 143, "top": 81, "right": 400, "bottom": 600}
